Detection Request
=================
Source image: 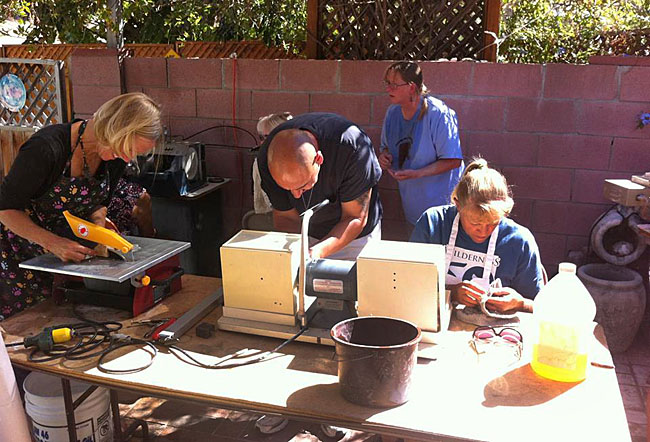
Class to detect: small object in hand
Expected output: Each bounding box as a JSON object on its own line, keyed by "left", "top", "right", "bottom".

{"left": 196, "top": 322, "right": 216, "bottom": 339}
{"left": 93, "top": 243, "right": 109, "bottom": 258}
{"left": 398, "top": 140, "right": 411, "bottom": 168}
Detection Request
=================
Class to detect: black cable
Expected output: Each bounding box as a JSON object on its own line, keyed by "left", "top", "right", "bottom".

{"left": 64, "top": 327, "right": 113, "bottom": 360}
{"left": 181, "top": 124, "right": 258, "bottom": 147}
{"left": 14, "top": 302, "right": 310, "bottom": 373}
{"left": 72, "top": 305, "right": 124, "bottom": 332}
{"left": 165, "top": 327, "right": 309, "bottom": 369}
{"left": 26, "top": 323, "right": 111, "bottom": 363}
{"left": 97, "top": 337, "right": 158, "bottom": 374}
{"left": 20, "top": 307, "right": 125, "bottom": 362}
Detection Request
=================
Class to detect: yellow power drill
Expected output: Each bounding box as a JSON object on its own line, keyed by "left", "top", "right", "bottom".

{"left": 22, "top": 327, "right": 75, "bottom": 352}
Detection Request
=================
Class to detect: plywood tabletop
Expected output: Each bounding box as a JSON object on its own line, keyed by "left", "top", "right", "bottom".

{"left": 1, "top": 275, "right": 630, "bottom": 442}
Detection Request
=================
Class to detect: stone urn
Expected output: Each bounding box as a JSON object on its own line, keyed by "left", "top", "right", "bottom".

{"left": 577, "top": 263, "right": 646, "bottom": 353}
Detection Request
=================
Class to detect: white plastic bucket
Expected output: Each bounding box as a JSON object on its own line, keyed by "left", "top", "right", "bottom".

{"left": 23, "top": 372, "right": 113, "bottom": 442}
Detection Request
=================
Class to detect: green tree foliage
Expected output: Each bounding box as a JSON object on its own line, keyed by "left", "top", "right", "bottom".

{"left": 1, "top": 0, "right": 306, "bottom": 51}
{"left": 2, "top": 0, "right": 113, "bottom": 44}
{"left": 499, "top": 0, "right": 650, "bottom": 63}
{"left": 3, "top": 1, "right": 649, "bottom": 62}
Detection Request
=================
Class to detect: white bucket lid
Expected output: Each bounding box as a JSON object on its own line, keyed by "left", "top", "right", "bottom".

{"left": 24, "top": 372, "right": 98, "bottom": 407}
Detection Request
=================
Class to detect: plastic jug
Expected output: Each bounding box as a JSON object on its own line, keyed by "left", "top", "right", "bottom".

{"left": 531, "top": 262, "right": 597, "bottom": 382}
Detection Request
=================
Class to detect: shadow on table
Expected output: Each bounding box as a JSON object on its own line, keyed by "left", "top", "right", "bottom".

{"left": 286, "top": 382, "right": 398, "bottom": 422}
{"left": 482, "top": 363, "right": 578, "bottom": 408}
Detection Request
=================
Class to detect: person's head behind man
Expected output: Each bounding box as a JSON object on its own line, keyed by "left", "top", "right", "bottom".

{"left": 267, "top": 129, "right": 324, "bottom": 199}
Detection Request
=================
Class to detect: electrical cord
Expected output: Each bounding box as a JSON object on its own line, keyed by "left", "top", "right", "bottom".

{"left": 181, "top": 124, "right": 258, "bottom": 147}
{"left": 26, "top": 322, "right": 112, "bottom": 363}
{"left": 10, "top": 307, "right": 309, "bottom": 373}
{"left": 15, "top": 305, "right": 126, "bottom": 363}
{"left": 97, "top": 335, "right": 158, "bottom": 374}
{"left": 165, "top": 327, "right": 309, "bottom": 369}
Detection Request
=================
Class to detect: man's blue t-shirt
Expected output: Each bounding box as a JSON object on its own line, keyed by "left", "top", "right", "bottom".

{"left": 381, "top": 96, "right": 464, "bottom": 225}
{"left": 410, "top": 205, "right": 544, "bottom": 299}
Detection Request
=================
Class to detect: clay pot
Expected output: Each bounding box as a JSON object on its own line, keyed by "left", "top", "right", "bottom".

{"left": 578, "top": 263, "right": 646, "bottom": 353}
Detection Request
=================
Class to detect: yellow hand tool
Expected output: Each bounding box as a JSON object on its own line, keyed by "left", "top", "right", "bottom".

{"left": 23, "top": 327, "right": 75, "bottom": 352}
{"left": 63, "top": 210, "right": 139, "bottom": 260}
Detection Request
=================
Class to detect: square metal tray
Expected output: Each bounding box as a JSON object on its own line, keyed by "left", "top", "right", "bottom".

{"left": 19, "top": 236, "right": 190, "bottom": 283}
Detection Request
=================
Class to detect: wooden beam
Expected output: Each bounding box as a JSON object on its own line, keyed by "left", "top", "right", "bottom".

{"left": 306, "top": 0, "right": 320, "bottom": 59}
{"left": 482, "top": 0, "right": 501, "bottom": 62}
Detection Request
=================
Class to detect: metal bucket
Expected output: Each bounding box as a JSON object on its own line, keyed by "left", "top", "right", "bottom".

{"left": 330, "top": 316, "right": 421, "bottom": 407}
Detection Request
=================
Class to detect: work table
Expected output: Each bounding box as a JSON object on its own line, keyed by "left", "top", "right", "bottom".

{"left": 2, "top": 275, "right": 631, "bottom": 441}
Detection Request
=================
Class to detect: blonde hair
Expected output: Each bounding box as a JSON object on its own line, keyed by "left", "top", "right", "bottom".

{"left": 384, "top": 61, "right": 429, "bottom": 120}
{"left": 257, "top": 112, "right": 293, "bottom": 137}
{"left": 93, "top": 92, "right": 162, "bottom": 159}
{"left": 451, "top": 157, "right": 514, "bottom": 220}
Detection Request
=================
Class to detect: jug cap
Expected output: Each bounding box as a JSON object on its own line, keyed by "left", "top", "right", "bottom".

{"left": 558, "top": 262, "right": 577, "bottom": 274}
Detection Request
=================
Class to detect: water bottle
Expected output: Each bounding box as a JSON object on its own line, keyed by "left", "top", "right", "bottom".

{"left": 531, "top": 262, "right": 597, "bottom": 382}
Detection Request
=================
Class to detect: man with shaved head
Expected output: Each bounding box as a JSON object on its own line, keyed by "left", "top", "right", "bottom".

{"left": 257, "top": 112, "right": 382, "bottom": 259}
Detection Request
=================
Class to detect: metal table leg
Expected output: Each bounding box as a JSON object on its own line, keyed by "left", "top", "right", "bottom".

{"left": 60, "top": 379, "right": 78, "bottom": 442}
{"left": 61, "top": 379, "right": 102, "bottom": 442}
{"left": 110, "top": 389, "right": 124, "bottom": 441}
{"left": 111, "top": 389, "right": 149, "bottom": 441}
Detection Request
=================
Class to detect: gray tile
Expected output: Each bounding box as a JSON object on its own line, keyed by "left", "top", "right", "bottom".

{"left": 626, "top": 409, "right": 648, "bottom": 426}
{"left": 628, "top": 354, "right": 650, "bottom": 367}
{"left": 620, "top": 384, "right": 645, "bottom": 411}
{"left": 617, "top": 363, "right": 633, "bottom": 375}
{"left": 614, "top": 353, "right": 630, "bottom": 365}
{"left": 628, "top": 422, "right": 647, "bottom": 442}
{"left": 622, "top": 333, "right": 650, "bottom": 366}
{"left": 632, "top": 365, "right": 650, "bottom": 387}
{"left": 618, "top": 372, "right": 639, "bottom": 386}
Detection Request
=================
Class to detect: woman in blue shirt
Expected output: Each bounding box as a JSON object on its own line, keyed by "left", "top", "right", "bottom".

{"left": 411, "top": 158, "right": 545, "bottom": 314}
{"left": 378, "top": 61, "right": 465, "bottom": 225}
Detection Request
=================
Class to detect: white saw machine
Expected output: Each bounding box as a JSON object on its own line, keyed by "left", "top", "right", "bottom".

{"left": 217, "top": 200, "right": 451, "bottom": 345}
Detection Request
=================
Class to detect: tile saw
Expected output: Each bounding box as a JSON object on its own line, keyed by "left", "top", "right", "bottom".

{"left": 19, "top": 211, "right": 191, "bottom": 316}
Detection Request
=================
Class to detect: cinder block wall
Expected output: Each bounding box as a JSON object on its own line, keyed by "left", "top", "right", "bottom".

{"left": 69, "top": 50, "right": 650, "bottom": 272}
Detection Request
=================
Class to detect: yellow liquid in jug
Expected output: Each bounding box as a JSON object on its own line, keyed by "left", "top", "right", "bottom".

{"left": 531, "top": 344, "right": 588, "bottom": 382}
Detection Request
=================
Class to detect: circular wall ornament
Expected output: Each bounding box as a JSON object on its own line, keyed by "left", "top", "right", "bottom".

{"left": 0, "top": 73, "right": 27, "bottom": 112}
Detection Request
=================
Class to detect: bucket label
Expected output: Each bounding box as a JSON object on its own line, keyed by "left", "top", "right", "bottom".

{"left": 313, "top": 278, "right": 344, "bottom": 294}
{"left": 96, "top": 408, "right": 112, "bottom": 440}
{"left": 31, "top": 417, "right": 97, "bottom": 442}
{"left": 29, "top": 411, "right": 113, "bottom": 442}
{"left": 537, "top": 321, "right": 580, "bottom": 370}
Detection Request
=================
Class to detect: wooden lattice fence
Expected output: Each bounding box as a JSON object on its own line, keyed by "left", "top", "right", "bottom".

{"left": 177, "top": 41, "right": 299, "bottom": 59}
{"left": 0, "top": 58, "right": 66, "bottom": 128}
{"left": 0, "top": 41, "right": 297, "bottom": 61}
{"left": 305, "top": 0, "right": 501, "bottom": 61}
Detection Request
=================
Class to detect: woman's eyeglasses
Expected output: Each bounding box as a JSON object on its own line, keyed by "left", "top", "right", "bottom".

{"left": 473, "top": 326, "right": 522, "bottom": 344}
{"left": 383, "top": 80, "right": 410, "bottom": 90}
{"left": 470, "top": 326, "right": 523, "bottom": 360}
